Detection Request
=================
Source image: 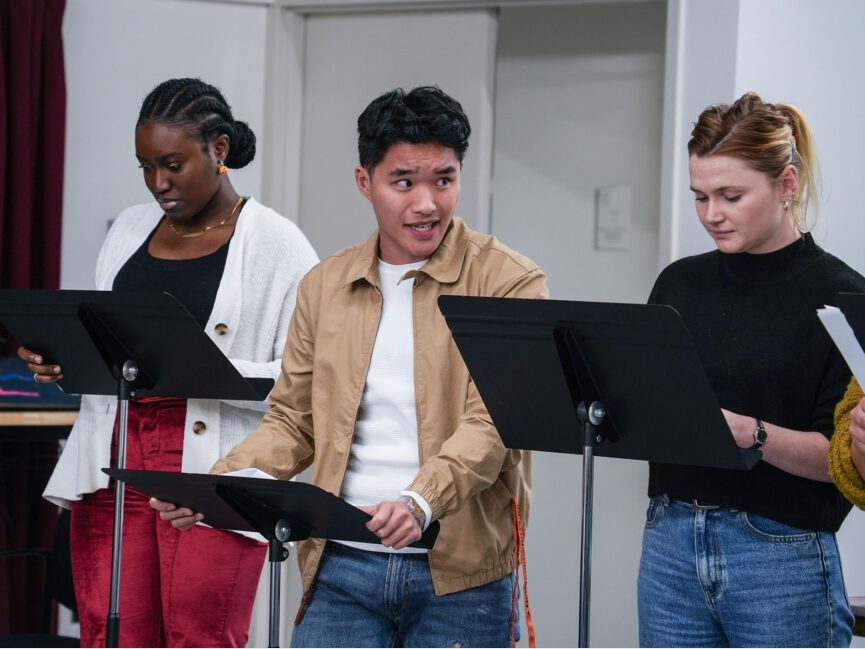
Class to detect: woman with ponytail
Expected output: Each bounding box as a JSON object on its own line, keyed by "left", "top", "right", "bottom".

{"left": 20, "top": 78, "right": 319, "bottom": 647}
{"left": 638, "top": 92, "right": 863, "bottom": 647}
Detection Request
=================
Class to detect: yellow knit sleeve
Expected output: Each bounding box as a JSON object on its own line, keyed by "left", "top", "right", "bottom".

{"left": 829, "top": 377, "right": 865, "bottom": 510}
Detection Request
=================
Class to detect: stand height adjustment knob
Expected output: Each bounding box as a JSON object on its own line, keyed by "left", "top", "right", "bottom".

{"left": 275, "top": 519, "right": 292, "bottom": 543}
{"left": 121, "top": 360, "right": 139, "bottom": 382}
{"left": 588, "top": 401, "right": 606, "bottom": 426}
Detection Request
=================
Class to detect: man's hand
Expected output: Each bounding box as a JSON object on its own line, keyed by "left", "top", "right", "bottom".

{"left": 359, "top": 500, "right": 421, "bottom": 550}
{"left": 149, "top": 497, "right": 203, "bottom": 531}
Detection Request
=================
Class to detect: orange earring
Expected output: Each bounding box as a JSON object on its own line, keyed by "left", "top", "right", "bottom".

{"left": 217, "top": 161, "right": 229, "bottom": 176}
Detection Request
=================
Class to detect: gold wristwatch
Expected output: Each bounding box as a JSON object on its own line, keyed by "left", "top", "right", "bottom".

{"left": 400, "top": 495, "right": 426, "bottom": 528}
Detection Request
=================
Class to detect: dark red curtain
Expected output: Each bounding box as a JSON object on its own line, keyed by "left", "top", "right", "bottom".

{"left": 0, "top": 0, "right": 66, "bottom": 291}
{"left": 0, "top": 0, "right": 68, "bottom": 638}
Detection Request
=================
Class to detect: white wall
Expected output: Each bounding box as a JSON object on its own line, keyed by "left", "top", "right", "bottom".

{"left": 735, "top": 0, "right": 865, "bottom": 279}
{"left": 492, "top": 3, "right": 666, "bottom": 646}
{"left": 493, "top": 1, "right": 665, "bottom": 304}
{"left": 660, "top": 0, "right": 739, "bottom": 265}
{"left": 665, "top": 1, "right": 865, "bottom": 645}
{"left": 60, "top": 0, "right": 267, "bottom": 289}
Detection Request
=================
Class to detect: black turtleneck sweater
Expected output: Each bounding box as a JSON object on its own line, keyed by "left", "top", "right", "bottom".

{"left": 648, "top": 233, "right": 865, "bottom": 532}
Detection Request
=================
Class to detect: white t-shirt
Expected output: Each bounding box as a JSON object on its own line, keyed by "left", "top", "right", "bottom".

{"left": 340, "top": 258, "right": 430, "bottom": 553}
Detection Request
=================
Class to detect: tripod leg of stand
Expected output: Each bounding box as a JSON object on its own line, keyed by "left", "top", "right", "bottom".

{"left": 106, "top": 362, "right": 139, "bottom": 648}
{"left": 578, "top": 421, "right": 596, "bottom": 648}
{"left": 269, "top": 521, "right": 292, "bottom": 648}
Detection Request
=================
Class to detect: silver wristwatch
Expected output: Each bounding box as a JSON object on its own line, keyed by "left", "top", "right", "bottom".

{"left": 749, "top": 418, "right": 768, "bottom": 450}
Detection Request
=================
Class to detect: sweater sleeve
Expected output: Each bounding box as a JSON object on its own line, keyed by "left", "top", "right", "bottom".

{"left": 829, "top": 377, "right": 865, "bottom": 509}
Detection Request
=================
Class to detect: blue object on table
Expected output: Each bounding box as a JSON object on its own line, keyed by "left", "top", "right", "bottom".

{"left": 0, "top": 356, "right": 80, "bottom": 409}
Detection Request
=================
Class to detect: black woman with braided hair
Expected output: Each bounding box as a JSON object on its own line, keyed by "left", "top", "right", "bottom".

{"left": 19, "top": 78, "right": 318, "bottom": 647}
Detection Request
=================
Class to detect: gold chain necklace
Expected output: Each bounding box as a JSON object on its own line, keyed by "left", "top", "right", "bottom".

{"left": 168, "top": 196, "right": 245, "bottom": 238}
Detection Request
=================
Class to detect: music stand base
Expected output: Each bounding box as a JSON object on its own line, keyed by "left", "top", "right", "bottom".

{"left": 106, "top": 614, "right": 120, "bottom": 647}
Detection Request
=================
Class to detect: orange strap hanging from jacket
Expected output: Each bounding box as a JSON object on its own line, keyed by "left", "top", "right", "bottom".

{"left": 510, "top": 497, "right": 536, "bottom": 647}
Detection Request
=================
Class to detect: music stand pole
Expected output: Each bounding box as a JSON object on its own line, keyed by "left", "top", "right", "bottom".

{"left": 106, "top": 360, "right": 139, "bottom": 648}
{"left": 577, "top": 401, "right": 605, "bottom": 648}
{"left": 269, "top": 520, "right": 292, "bottom": 648}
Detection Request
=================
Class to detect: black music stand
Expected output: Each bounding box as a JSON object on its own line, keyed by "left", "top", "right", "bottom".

{"left": 104, "top": 468, "right": 440, "bottom": 647}
{"left": 0, "top": 289, "right": 273, "bottom": 648}
{"left": 438, "top": 296, "right": 760, "bottom": 647}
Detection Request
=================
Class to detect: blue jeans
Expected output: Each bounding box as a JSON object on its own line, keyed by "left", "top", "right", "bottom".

{"left": 291, "top": 542, "right": 519, "bottom": 647}
{"left": 638, "top": 496, "right": 854, "bottom": 647}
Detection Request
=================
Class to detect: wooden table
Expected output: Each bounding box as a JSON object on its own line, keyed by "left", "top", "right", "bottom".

{"left": 853, "top": 596, "right": 865, "bottom": 637}
{"left": 0, "top": 410, "right": 78, "bottom": 426}
{"left": 0, "top": 409, "right": 77, "bottom": 440}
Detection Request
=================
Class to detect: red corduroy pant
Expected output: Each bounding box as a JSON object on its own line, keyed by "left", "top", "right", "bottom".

{"left": 70, "top": 398, "right": 267, "bottom": 647}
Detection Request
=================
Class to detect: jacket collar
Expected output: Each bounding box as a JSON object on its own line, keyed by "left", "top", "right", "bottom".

{"left": 344, "top": 217, "right": 471, "bottom": 287}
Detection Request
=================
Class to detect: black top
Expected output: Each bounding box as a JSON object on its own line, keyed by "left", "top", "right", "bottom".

{"left": 648, "top": 233, "right": 865, "bottom": 532}
{"left": 112, "top": 221, "right": 230, "bottom": 328}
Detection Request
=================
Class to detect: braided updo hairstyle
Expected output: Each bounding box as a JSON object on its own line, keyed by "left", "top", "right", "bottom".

{"left": 137, "top": 78, "right": 256, "bottom": 169}
{"left": 688, "top": 91, "right": 819, "bottom": 231}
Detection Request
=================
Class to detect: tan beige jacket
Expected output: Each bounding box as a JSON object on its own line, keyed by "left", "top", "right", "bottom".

{"left": 212, "top": 217, "right": 548, "bottom": 595}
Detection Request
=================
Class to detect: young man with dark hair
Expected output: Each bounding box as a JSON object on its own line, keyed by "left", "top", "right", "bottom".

{"left": 155, "top": 85, "right": 547, "bottom": 647}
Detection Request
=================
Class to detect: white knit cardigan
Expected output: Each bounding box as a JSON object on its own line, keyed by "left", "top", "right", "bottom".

{"left": 44, "top": 198, "right": 319, "bottom": 508}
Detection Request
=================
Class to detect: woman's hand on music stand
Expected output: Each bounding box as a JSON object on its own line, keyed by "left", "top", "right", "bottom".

{"left": 150, "top": 497, "right": 203, "bottom": 531}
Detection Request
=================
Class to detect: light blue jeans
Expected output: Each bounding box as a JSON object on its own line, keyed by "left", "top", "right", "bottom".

{"left": 291, "top": 542, "right": 519, "bottom": 648}
{"left": 638, "top": 495, "right": 854, "bottom": 647}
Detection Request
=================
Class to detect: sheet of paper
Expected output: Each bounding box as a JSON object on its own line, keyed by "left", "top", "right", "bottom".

{"left": 817, "top": 306, "right": 865, "bottom": 386}
{"left": 222, "top": 467, "right": 276, "bottom": 480}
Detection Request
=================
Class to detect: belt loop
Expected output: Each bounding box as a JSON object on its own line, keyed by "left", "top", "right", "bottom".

{"left": 662, "top": 494, "right": 670, "bottom": 507}
{"left": 691, "top": 499, "right": 720, "bottom": 510}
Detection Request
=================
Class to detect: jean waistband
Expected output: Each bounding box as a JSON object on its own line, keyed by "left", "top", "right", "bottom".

{"left": 669, "top": 496, "right": 721, "bottom": 510}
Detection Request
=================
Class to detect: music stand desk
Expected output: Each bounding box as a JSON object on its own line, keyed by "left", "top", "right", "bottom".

{"left": 0, "top": 289, "right": 274, "bottom": 647}
{"left": 438, "top": 295, "right": 759, "bottom": 646}
{"left": 106, "top": 468, "right": 440, "bottom": 647}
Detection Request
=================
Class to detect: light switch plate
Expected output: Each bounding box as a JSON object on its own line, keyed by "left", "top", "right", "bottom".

{"left": 595, "top": 184, "right": 631, "bottom": 251}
